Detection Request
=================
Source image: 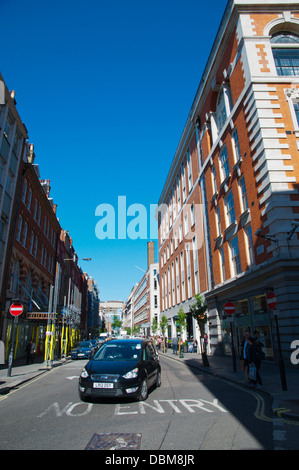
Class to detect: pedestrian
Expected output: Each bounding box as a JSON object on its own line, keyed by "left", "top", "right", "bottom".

{"left": 247, "top": 336, "right": 263, "bottom": 388}
{"left": 254, "top": 330, "right": 265, "bottom": 362}
{"left": 25, "top": 339, "right": 36, "bottom": 365}
{"left": 157, "top": 336, "right": 162, "bottom": 351}
{"left": 240, "top": 331, "right": 250, "bottom": 381}
{"left": 172, "top": 336, "right": 178, "bottom": 355}
{"left": 202, "top": 333, "right": 210, "bottom": 366}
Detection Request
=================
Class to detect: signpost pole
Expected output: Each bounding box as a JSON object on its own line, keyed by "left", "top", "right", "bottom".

{"left": 7, "top": 303, "right": 23, "bottom": 377}
{"left": 274, "top": 311, "right": 287, "bottom": 391}
{"left": 7, "top": 316, "right": 18, "bottom": 377}
{"left": 266, "top": 291, "right": 287, "bottom": 392}
{"left": 230, "top": 320, "right": 237, "bottom": 373}
{"left": 224, "top": 302, "right": 237, "bottom": 372}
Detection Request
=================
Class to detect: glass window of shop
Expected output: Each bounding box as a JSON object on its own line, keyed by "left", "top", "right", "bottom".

{"left": 220, "top": 294, "right": 273, "bottom": 359}
{"left": 252, "top": 294, "right": 273, "bottom": 359}
{"left": 221, "top": 299, "right": 250, "bottom": 357}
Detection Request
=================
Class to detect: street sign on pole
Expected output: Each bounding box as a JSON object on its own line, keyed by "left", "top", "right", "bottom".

{"left": 224, "top": 301, "right": 236, "bottom": 315}
{"left": 267, "top": 291, "right": 277, "bottom": 310}
{"left": 9, "top": 303, "right": 23, "bottom": 317}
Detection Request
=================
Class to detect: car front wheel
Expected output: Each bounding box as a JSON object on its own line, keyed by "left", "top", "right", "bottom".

{"left": 138, "top": 379, "right": 148, "bottom": 401}
{"left": 156, "top": 370, "right": 161, "bottom": 387}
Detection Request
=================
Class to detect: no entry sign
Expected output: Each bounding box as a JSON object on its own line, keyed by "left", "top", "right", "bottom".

{"left": 224, "top": 301, "right": 236, "bottom": 315}
{"left": 267, "top": 291, "right": 277, "bottom": 310}
{"left": 9, "top": 303, "right": 23, "bottom": 317}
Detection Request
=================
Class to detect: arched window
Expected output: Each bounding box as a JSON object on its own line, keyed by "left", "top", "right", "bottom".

{"left": 271, "top": 31, "right": 299, "bottom": 76}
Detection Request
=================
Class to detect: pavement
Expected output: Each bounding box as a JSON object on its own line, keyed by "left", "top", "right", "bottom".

{"left": 0, "top": 356, "right": 69, "bottom": 395}
{"left": 0, "top": 350, "right": 298, "bottom": 450}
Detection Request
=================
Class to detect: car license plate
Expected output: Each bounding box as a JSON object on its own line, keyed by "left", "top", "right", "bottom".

{"left": 78, "top": 353, "right": 85, "bottom": 357}
{"left": 93, "top": 382, "right": 113, "bottom": 389}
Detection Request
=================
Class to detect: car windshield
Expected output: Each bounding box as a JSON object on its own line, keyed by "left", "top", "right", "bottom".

{"left": 78, "top": 342, "right": 92, "bottom": 348}
{"left": 93, "top": 341, "right": 142, "bottom": 361}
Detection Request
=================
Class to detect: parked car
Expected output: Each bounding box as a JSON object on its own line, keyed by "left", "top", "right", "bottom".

{"left": 78, "top": 338, "right": 161, "bottom": 401}
{"left": 71, "top": 341, "right": 96, "bottom": 360}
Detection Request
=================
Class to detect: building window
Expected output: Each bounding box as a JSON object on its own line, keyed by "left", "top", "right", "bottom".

{"left": 219, "top": 247, "right": 226, "bottom": 282}
{"left": 182, "top": 163, "right": 186, "bottom": 203}
{"left": 219, "top": 145, "right": 230, "bottom": 181}
{"left": 176, "top": 257, "right": 180, "bottom": 304}
{"left": 21, "top": 222, "right": 28, "bottom": 247}
{"left": 285, "top": 88, "right": 299, "bottom": 131}
{"left": 215, "top": 205, "right": 222, "bottom": 236}
{"left": 245, "top": 225, "right": 255, "bottom": 266}
{"left": 271, "top": 32, "right": 299, "bottom": 76}
{"left": 230, "top": 235, "right": 242, "bottom": 276}
{"left": 16, "top": 215, "right": 23, "bottom": 242}
{"left": 216, "top": 88, "right": 227, "bottom": 131}
{"left": 224, "top": 190, "right": 236, "bottom": 225}
{"left": 294, "top": 102, "right": 299, "bottom": 126}
{"left": 231, "top": 128, "right": 242, "bottom": 163}
{"left": 239, "top": 175, "right": 248, "bottom": 212}
{"left": 211, "top": 165, "right": 217, "bottom": 194}
{"left": 187, "top": 150, "right": 192, "bottom": 192}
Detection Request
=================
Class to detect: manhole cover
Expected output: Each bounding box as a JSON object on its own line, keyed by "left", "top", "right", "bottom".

{"left": 85, "top": 432, "right": 142, "bottom": 450}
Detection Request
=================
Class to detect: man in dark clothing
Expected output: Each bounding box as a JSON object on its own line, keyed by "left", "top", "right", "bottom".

{"left": 248, "top": 337, "right": 263, "bottom": 388}
{"left": 25, "top": 339, "right": 36, "bottom": 365}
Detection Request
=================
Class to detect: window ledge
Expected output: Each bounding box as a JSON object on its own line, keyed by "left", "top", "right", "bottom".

{"left": 224, "top": 220, "right": 238, "bottom": 240}
{"left": 239, "top": 208, "right": 251, "bottom": 227}
{"left": 233, "top": 158, "right": 242, "bottom": 176}
{"left": 219, "top": 173, "right": 231, "bottom": 193}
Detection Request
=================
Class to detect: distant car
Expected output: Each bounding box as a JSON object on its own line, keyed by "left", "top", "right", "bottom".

{"left": 90, "top": 340, "right": 99, "bottom": 352}
{"left": 71, "top": 341, "right": 96, "bottom": 360}
{"left": 97, "top": 337, "right": 106, "bottom": 347}
{"left": 78, "top": 338, "right": 161, "bottom": 401}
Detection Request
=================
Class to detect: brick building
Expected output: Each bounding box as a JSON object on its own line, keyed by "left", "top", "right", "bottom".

{"left": 5, "top": 150, "right": 61, "bottom": 358}
{"left": 0, "top": 75, "right": 28, "bottom": 338}
{"left": 158, "top": 0, "right": 299, "bottom": 363}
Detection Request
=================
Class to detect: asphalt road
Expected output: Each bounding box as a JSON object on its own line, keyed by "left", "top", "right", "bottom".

{"left": 0, "top": 354, "right": 274, "bottom": 451}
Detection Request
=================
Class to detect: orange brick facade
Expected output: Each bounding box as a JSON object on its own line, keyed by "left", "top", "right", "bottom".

{"left": 158, "top": 1, "right": 299, "bottom": 362}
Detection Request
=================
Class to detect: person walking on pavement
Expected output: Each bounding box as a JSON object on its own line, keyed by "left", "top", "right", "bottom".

{"left": 202, "top": 333, "right": 210, "bottom": 366}
{"left": 248, "top": 336, "right": 263, "bottom": 388}
{"left": 240, "top": 331, "right": 250, "bottom": 381}
{"left": 25, "top": 339, "right": 36, "bottom": 365}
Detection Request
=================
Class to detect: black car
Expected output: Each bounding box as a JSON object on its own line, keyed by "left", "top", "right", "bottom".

{"left": 78, "top": 338, "right": 161, "bottom": 401}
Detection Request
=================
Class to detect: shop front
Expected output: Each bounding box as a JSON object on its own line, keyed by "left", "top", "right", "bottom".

{"left": 220, "top": 294, "right": 273, "bottom": 360}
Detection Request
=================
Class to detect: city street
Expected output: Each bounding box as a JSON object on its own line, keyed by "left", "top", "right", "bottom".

{"left": 0, "top": 355, "right": 274, "bottom": 450}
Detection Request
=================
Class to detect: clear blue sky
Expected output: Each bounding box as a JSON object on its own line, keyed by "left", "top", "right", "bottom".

{"left": 1, "top": 0, "right": 227, "bottom": 302}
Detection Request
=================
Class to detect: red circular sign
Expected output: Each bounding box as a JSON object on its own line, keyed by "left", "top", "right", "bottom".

{"left": 224, "top": 301, "right": 236, "bottom": 315}
{"left": 9, "top": 303, "right": 23, "bottom": 316}
{"left": 267, "top": 291, "right": 277, "bottom": 310}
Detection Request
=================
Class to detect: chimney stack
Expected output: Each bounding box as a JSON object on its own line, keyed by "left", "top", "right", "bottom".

{"left": 147, "top": 241, "right": 155, "bottom": 268}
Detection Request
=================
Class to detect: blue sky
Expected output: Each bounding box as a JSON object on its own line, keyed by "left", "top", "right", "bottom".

{"left": 1, "top": 0, "right": 227, "bottom": 301}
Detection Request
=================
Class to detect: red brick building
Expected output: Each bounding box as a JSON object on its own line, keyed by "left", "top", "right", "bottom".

{"left": 4, "top": 146, "right": 61, "bottom": 358}
{"left": 158, "top": 0, "right": 299, "bottom": 363}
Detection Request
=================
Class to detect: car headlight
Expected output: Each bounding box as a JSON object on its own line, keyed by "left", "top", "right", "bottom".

{"left": 122, "top": 368, "right": 139, "bottom": 379}
{"left": 80, "top": 367, "right": 89, "bottom": 378}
